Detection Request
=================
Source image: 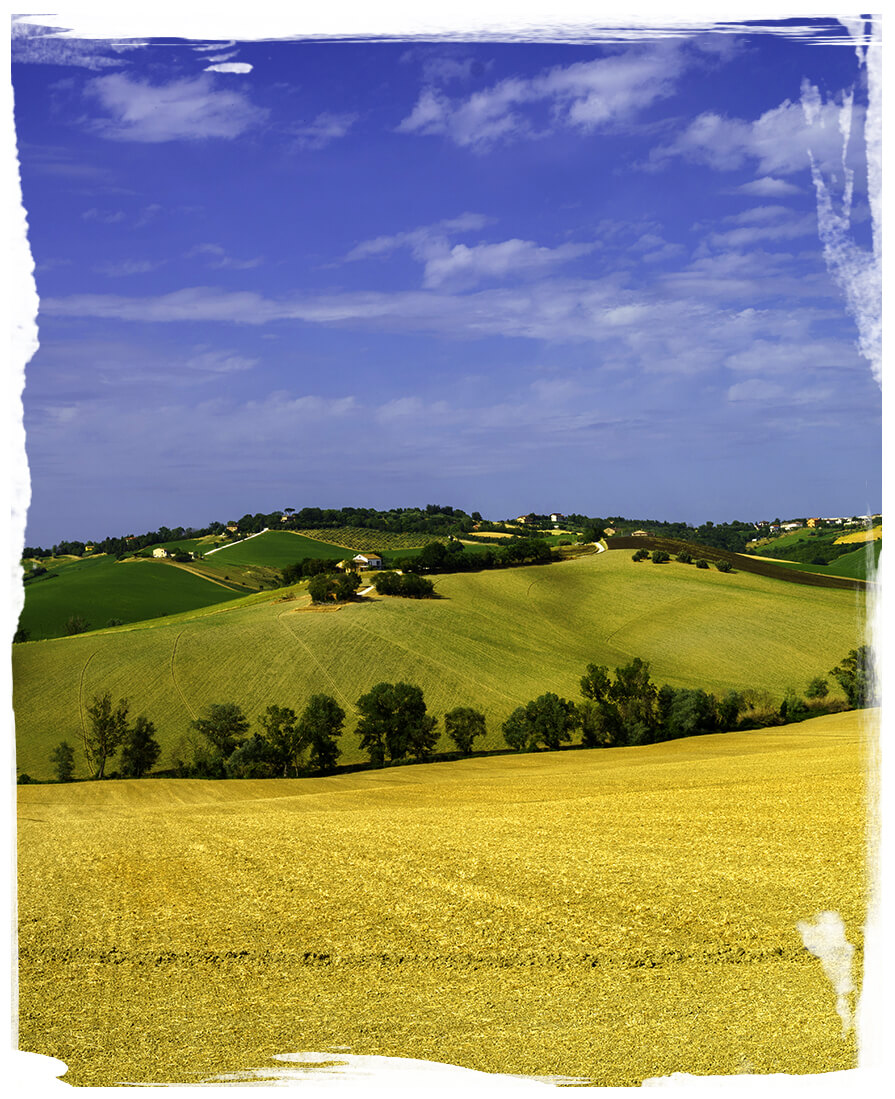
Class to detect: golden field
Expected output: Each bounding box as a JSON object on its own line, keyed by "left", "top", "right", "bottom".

{"left": 17, "top": 710, "right": 871, "bottom": 1086}
{"left": 834, "top": 526, "right": 882, "bottom": 545}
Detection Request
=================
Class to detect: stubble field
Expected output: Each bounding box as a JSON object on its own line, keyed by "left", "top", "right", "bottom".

{"left": 17, "top": 710, "right": 870, "bottom": 1086}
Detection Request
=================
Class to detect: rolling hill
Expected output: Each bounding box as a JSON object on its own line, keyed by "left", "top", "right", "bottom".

{"left": 13, "top": 549, "right": 867, "bottom": 780}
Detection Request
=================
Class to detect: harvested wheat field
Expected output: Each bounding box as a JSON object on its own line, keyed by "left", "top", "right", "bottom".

{"left": 17, "top": 710, "right": 871, "bottom": 1086}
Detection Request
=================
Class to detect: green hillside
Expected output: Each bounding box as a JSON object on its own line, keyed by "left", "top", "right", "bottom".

{"left": 206, "top": 530, "right": 351, "bottom": 567}
{"left": 13, "top": 549, "right": 866, "bottom": 780}
{"left": 760, "top": 541, "right": 881, "bottom": 581}
{"left": 16, "top": 555, "right": 247, "bottom": 642}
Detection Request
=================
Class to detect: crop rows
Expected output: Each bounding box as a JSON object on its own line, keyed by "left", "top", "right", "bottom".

{"left": 293, "top": 527, "right": 435, "bottom": 551}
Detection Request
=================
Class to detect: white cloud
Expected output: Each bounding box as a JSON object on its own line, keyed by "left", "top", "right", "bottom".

{"left": 346, "top": 213, "right": 489, "bottom": 262}
{"left": 422, "top": 239, "right": 596, "bottom": 289}
{"left": 734, "top": 176, "right": 804, "bottom": 197}
{"left": 82, "top": 73, "right": 269, "bottom": 142}
{"left": 290, "top": 112, "right": 357, "bottom": 150}
{"left": 705, "top": 211, "right": 817, "bottom": 250}
{"left": 205, "top": 63, "right": 253, "bottom": 75}
{"left": 727, "top": 378, "right": 785, "bottom": 402}
{"left": 81, "top": 207, "right": 126, "bottom": 224}
{"left": 346, "top": 214, "right": 590, "bottom": 288}
{"left": 184, "top": 349, "right": 259, "bottom": 374}
{"left": 398, "top": 45, "right": 687, "bottom": 149}
{"left": 649, "top": 94, "right": 863, "bottom": 177}
{"left": 92, "top": 259, "right": 166, "bottom": 277}
{"left": 185, "top": 243, "right": 264, "bottom": 270}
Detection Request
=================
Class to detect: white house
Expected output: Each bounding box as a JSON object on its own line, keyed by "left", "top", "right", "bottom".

{"left": 352, "top": 552, "right": 383, "bottom": 570}
{"left": 152, "top": 547, "right": 168, "bottom": 558}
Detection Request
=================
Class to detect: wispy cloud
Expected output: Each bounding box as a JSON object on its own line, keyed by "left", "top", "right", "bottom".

{"left": 82, "top": 73, "right": 269, "bottom": 142}
{"left": 703, "top": 206, "right": 817, "bottom": 249}
{"left": 733, "top": 176, "right": 804, "bottom": 197}
{"left": 649, "top": 90, "right": 862, "bottom": 177}
{"left": 398, "top": 45, "right": 688, "bottom": 150}
{"left": 92, "top": 259, "right": 166, "bottom": 277}
{"left": 185, "top": 243, "right": 264, "bottom": 270}
{"left": 289, "top": 112, "right": 358, "bottom": 150}
{"left": 346, "top": 214, "right": 592, "bottom": 288}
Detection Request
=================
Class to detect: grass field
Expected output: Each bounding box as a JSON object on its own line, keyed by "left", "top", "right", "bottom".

{"left": 755, "top": 542, "right": 881, "bottom": 582}
{"left": 13, "top": 549, "right": 866, "bottom": 780}
{"left": 207, "top": 530, "right": 350, "bottom": 567}
{"left": 16, "top": 709, "right": 870, "bottom": 1086}
{"left": 16, "top": 555, "right": 247, "bottom": 642}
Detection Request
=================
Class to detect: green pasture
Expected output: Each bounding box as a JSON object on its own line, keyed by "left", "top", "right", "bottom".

{"left": 16, "top": 555, "right": 245, "bottom": 642}
{"left": 762, "top": 541, "right": 881, "bottom": 582}
{"left": 13, "top": 548, "right": 866, "bottom": 779}
{"left": 206, "top": 530, "right": 350, "bottom": 568}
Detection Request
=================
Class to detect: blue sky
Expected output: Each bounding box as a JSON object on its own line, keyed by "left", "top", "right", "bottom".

{"left": 12, "top": 18, "right": 880, "bottom": 546}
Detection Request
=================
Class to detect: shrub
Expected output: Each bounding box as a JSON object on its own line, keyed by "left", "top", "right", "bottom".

{"left": 65, "top": 614, "right": 91, "bottom": 635}
{"left": 805, "top": 677, "right": 829, "bottom": 700}
{"left": 695, "top": 559, "right": 709, "bottom": 569}
{"left": 631, "top": 548, "right": 650, "bottom": 562}
{"left": 651, "top": 550, "right": 670, "bottom": 564}
{"left": 17, "top": 773, "right": 34, "bottom": 785}
{"left": 50, "top": 741, "right": 76, "bottom": 782}
{"left": 676, "top": 551, "right": 692, "bottom": 564}
{"left": 715, "top": 560, "right": 732, "bottom": 573}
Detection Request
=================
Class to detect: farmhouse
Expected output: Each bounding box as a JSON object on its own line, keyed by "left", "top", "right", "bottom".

{"left": 806, "top": 518, "right": 822, "bottom": 528}
{"left": 603, "top": 527, "right": 616, "bottom": 536}
{"left": 632, "top": 530, "right": 649, "bottom": 537}
{"left": 152, "top": 547, "right": 168, "bottom": 558}
{"left": 352, "top": 552, "right": 383, "bottom": 570}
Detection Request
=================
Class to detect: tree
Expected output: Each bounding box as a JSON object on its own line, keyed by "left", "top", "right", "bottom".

{"left": 191, "top": 702, "right": 250, "bottom": 756}
{"left": 716, "top": 690, "right": 746, "bottom": 730}
{"left": 308, "top": 573, "right": 335, "bottom": 604}
{"left": 829, "top": 646, "right": 876, "bottom": 708}
{"left": 257, "top": 704, "right": 303, "bottom": 776}
{"left": 715, "top": 560, "right": 732, "bottom": 573}
{"left": 609, "top": 657, "right": 658, "bottom": 730}
{"left": 50, "top": 741, "right": 76, "bottom": 782}
{"left": 651, "top": 549, "right": 670, "bottom": 563}
{"left": 13, "top": 626, "right": 30, "bottom": 643}
{"left": 66, "top": 614, "right": 91, "bottom": 636}
{"left": 663, "top": 688, "right": 718, "bottom": 740}
{"left": 225, "top": 734, "right": 279, "bottom": 778}
{"left": 805, "top": 677, "right": 830, "bottom": 700}
{"left": 120, "top": 715, "right": 162, "bottom": 778}
{"left": 779, "top": 689, "right": 809, "bottom": 723}
{"left": 444, "top": 707, "right": 486, "bottom": 755}
{"left": 578, "top": 699, "right": 624, "bottom": 747}
{"left": 676, "top": 551, "right": 693, "bottom": 564}
{"left": 296, "top": 694, "right": 345, "bottom": 772}
{"left": 580, "top": 663, "right": 612, "bottom": 702}
{"left": 500, "top": 693, "right": 579, "bottom": 752}
{"left": 695, "top": 559, "right": 709, "bottom": 569}
{"left": 355, "top": 682, "right": 438, "bottom": 764}
{"left": 82, "top": 691, "right": 130, "bottom": 779}
{"left": 502, "top": 707, "right": 532, "bottom": 751}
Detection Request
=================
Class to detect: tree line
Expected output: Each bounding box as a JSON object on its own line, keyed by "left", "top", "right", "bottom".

{"left": 26, "top": 646, "right": 874, "bottom": 785}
